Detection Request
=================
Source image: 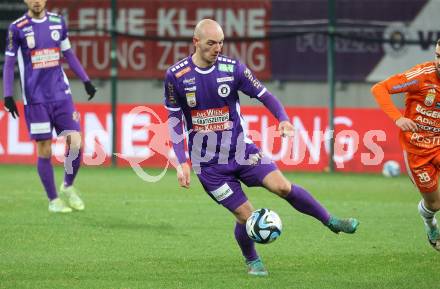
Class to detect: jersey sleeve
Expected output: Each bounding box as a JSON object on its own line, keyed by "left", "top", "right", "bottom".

{"left": 5, "top": 24, "right": 19, "bottom": 57}
{"left": 163, "top": 69, "right": 187, "bottom": 164}
{"left": 163, "top": 70, "right": 181, "bottom": 111}
{"left": 235, "top": 61, "right": 267, "bottom": 98}
{"left": 371, "top": 69, "right": 422, "bottom": 121}
{"left": 60, "top": 15, "right": 71, "bottom": 51}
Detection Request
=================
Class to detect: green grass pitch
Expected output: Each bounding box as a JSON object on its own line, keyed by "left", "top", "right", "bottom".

{"left": 0, "top": 165, "right": 438, "bottom": 289}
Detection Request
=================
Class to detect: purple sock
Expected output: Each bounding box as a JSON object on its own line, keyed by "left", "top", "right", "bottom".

{"left": 37, "top": 157, "right": 57, "bottom": 201}
{"left": 284, "top": 184, "right": 331, "bottom": 225}
{"left": 234, "top": 222, "right": 258, "bottom": 262}
{"left": 64, "top": 148, "right": 82, "bottom": 187}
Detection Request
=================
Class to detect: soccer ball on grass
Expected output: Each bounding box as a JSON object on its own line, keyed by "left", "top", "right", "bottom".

{"left": 246, "top": 208, "right": 282, "bottom": 244}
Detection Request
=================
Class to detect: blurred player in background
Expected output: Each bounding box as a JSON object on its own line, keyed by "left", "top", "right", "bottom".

{"left": 164, "top": 19, "right": 359, "bottom": 276}
{"left": 2, "top": 0, "right": 96, "bottom": 213}
{"left": 371, "top": 39, "right": 440, "bottom": 251}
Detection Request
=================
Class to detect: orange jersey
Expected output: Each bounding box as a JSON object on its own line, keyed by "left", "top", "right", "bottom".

{"left": 372, "top": 61, "right": 440, "bottom": 156}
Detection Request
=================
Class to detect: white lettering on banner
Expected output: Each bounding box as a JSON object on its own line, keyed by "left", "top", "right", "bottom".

{"left": 361, "top": 130, "right": 386, "bottom": 165}
{"left": 52, "top": 130, "right": 66, "bottom": 157}
{"left": 83, "top": 113, "right": 112, "bottom": 157}
{"left": 157, "top": 41, "right": 266, "bottom": 72}
{"left": 327, "top": 116, "right": 356, "bottom": 167}
{"left": 72, "top": 40, "right": 146, "bottom": 70}
{"left": 261, "top": 116, "right": 289, "bottom": 161}
{"left": 293, "top": 116, "right": 323, "bottom": 164}
{"left": 0, "top": 111, "right": 4, "bottom": 154}
{"left": 333, "top": 130, "right": 359, "bottom": 168}
{"left": 157, "top": 8, "right": 265, "bottom": 37}
{"left": 156, "top": 8, "right": 267, "bottom": 72}
{"left": 7, "top": 115, "right": 33, "bottom": 155}
{"left": 76, "top": 8, "right": 145, "bottom": 36}
{"left": 121, "top": 113, "right": 151, "bottom": 158}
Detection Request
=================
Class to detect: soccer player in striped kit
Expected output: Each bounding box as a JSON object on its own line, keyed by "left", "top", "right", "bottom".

{"left": 2, "top": 0, "right": 96, "bottom": 213}
{"left": 165, "top": 19, "right": 359, "bottom": 276}
{"left": 372, "top": 39, "right": 440, "bottom": 251}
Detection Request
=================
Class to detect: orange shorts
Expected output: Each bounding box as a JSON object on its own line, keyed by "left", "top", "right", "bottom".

{"left": 404, "top": 150, "right": 440, "bottom": 193}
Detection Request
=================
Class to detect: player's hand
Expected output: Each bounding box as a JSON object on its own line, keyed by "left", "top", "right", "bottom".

{"left": 84, "top": 81, "right": 97, "bottom": 100}
{"left": 278, "top": 120, "right": 294, "bottom": 137}
{"left": 177, "top": 162, "right": 191, "bottom": 189}
{"left": 4, "top": 97, "right": 19, "bottom": 119}
{"left": 395, "top": 117, "right": 418, "bottom": 132}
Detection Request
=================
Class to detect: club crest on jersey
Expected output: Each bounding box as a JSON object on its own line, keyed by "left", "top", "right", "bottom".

{"left": 26, "top": 35, "right": 35, "bottom": 49}
{"left": 186, "top": 92, "right": 197, "bottom": 107}
{"left": 51, "top": 30, "right": 60, "bottom": 41}
{"left": 425, "top": 89, "right": 436, "bottom": 106}
{"left": 218, "top": 84, "right": 231, "bottom": 98}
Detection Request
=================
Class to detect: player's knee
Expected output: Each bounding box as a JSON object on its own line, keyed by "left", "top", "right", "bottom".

{"left": 36, "top": 140, "right": 52, "bottom": 158}
{"left": 68, "top": 133, "right": 82, "bottom": 150}
{"left": 273, "top": 181, "right": 292, "bottom": 197}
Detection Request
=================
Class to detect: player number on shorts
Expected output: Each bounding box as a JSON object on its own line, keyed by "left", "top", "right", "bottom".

{"left": 417, "top": 172, "right": 431, "bottom": 183}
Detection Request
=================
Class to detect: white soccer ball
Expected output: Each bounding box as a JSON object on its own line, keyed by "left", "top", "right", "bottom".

{"left": 382, "top": 160, "right": 401, "bottom": 177}
{"left": 246, "top": 208, "right": 282, "bottom": 244}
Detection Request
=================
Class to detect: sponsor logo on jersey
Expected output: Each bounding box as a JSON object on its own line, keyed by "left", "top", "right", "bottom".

{"left": 424, "top": 88, "right": 436, "bottom": 106}
{"left": 184, "top": 86, "right": 196, "bottom": 92}
{"left": 51, "top": 30, "right": 60, "bottom": 41}
{"left": 7, "top": 30, "right": 13, "bottom": 51}
{"left": 219, "top": 63, "right": 234, "bottom": 72}
{"left": 244, "top": 68, "right": 262, "bottom": 89}
{"left": 31, "top": 48, "right": 60, "bottom": 69}
{"left": 23, "top": 26, "right": 33, "bottom": 33}
{"left": 217, "top": 76, "right": 234, "bottom": 83}
{"left": 26, "top": 35, "right": 36, "bottom": 49}
{"left": 190, "top": 106, "right": 230, "bottom": 131}
{"left": 391, "top": 79, "right": 418, "bottom": 91}
{"left": 410, "top": 132, "right": 440, "bottom": 149}
{"left": 49, "top": 25, "right": 62, "bottom": 30}
{"left": 49, "top": 16, "right": 61, "bottom": 23}
{"left": 186, "top": 92, "right": 196, "bottom": 107}
{"left": 210, "top": 183, "right": 233, "bottom": 201}
{"left": 416, "top": 104, "right": 440, "bottom": 119}
{"left": 175, "top": 66, "right": 191, "bottom": 78}
{"left": 183, "top": 77, "right": 195, "bottom": 85}
{"left": 16, "top": 19, "right": 29, "bottom": 28}
{"left": 218, "top": 84, "right": 231, "bottom": 98}
{"left": 30, "top": 122, "right": 51, "bottom": 134}
{"left": 167, "top": 82, "right": 177, "bottom": 105}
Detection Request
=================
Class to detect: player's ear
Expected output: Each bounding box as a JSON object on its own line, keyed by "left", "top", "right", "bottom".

{"left": 192, "top": 37, "right": 199, "bottom": 47}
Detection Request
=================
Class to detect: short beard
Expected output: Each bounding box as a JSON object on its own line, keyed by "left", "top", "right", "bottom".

{"left": 29, "top": 7, "right": 45, "bottom": 18}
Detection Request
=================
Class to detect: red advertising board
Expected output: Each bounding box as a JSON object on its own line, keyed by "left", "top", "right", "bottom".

{"left": 48, "top": 0, "right": 272, "bottom": 79}
{"left": 0, "top": 103, "right": 402, "bottom": 173}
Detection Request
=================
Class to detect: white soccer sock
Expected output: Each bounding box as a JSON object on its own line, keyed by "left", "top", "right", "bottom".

{"left": 418, "top": 200, "right": 438, "bottom": 228}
